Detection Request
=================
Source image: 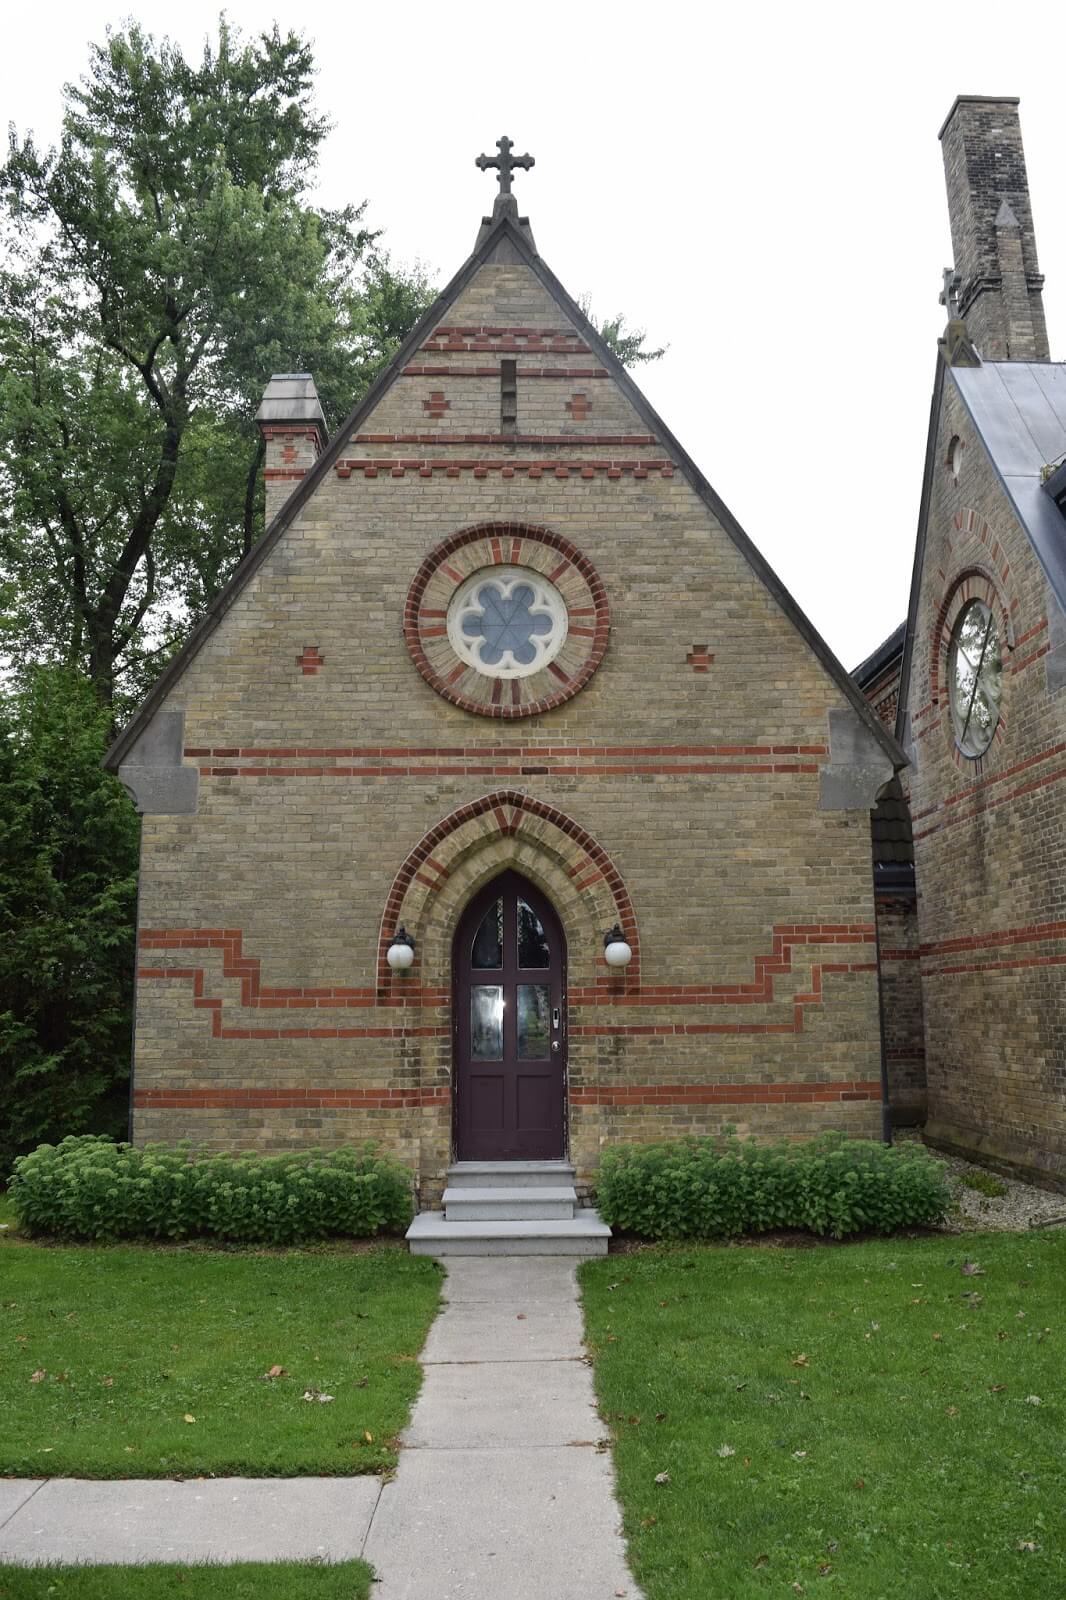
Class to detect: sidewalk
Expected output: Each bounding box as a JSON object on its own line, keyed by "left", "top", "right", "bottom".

{"left": 0, "top": 1257, "right": 641, "bottom": 1598}
{"left": 365, "top": 1255, "right": 641, "bottom": 1598}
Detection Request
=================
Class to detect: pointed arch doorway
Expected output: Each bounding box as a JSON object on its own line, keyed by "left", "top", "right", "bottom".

{"left": 453, "top": 870, "right": 567, "bottom": 1160}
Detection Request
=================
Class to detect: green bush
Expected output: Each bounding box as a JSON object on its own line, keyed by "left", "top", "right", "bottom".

{"left": 9, "top": 1136, "right": 414, "bottom": 1243}
{"left": 0, "top": 670, "right": 139, "bottom": 1177}
{"left": 594, "top": 1132, "right": 951, "bottom": 1240}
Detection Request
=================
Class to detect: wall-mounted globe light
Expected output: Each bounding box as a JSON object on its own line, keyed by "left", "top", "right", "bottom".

{"left": 387, "top": 926, "right": 416, "bottom": 972}
{"left": 603, "top": 924, "right": 633, "bottom": 968}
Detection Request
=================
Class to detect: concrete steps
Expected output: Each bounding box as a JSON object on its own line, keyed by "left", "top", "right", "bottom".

{"left": 406, "top": 1161, "right": 611, "bottom": 1256}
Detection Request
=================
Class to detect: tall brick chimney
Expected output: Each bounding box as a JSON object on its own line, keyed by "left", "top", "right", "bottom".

{"left": 939, "top": 96, "right": 1049, "bottom": 362}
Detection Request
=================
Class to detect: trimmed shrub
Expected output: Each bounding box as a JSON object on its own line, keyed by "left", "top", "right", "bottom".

{"left": 9, "top": 1136, "right": 414, "bottom": 1243}
{"left": 594, "top": 1132, "right": 951, "bottom": 1240}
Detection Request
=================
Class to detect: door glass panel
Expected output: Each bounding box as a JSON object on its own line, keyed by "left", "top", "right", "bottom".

{"left": 471, "top": 900, "right": 504, "bottom": 969}
{"left": 517, "top": 984, "right": 550, "bottom": 1058}
{"left": 517, "top": 899, "right": 551, "bottom": 968}
{"left": 470, "top": 986, "right": 504, "bottom": 1059}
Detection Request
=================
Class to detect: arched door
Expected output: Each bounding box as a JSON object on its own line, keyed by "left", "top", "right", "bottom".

{"left": 453, "top": 871, "right": 566, "bottom": 1160}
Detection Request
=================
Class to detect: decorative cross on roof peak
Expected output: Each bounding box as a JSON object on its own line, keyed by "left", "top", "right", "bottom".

{"left": 476, "top": 136, "right": 535, "bottom": 198}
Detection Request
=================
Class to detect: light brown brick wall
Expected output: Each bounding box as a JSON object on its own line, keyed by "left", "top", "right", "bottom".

{"left": 905, "top": 370, "right": 1066, "bottom": 1185}
{"left": 131, "top": 262, "right": 886, "bottom": 1202}
{"left": 875, "top": 895, "right": 926, "bottom": 1123}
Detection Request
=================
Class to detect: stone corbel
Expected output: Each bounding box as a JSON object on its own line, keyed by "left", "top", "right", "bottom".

{"left": 118, "top": 710, "right": 199, "bottom": 815}
{"left": 818, "top": 708, "right": 896, "bottom": 811}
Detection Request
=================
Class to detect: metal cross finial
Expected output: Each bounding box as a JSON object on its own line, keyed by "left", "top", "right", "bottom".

{"left": 476, "top": 136, "right": 535, "bottom": 197}
{"left": 940, "top": 267, "right": 962, "bottom": 321}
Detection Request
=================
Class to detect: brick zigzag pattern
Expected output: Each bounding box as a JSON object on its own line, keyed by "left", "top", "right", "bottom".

{"left": 137, "top": 921, "right": 875, "bottom": 1041}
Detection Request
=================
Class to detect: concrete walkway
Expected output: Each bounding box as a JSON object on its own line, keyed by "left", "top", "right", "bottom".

{"left": 364, "top": 1255, "right": 641, "bottom": 1598}
{"left": 0, "top": 1258, "right": 640, "bottom": 1596}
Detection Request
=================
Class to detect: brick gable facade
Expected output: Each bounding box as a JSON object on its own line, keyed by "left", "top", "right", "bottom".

{"left": 108, "top": 215, "right": 900, "bottom": 1204}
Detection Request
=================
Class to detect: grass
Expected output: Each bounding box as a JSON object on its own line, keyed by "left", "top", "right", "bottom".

{"left": 0, "top": 1563, "right": 371, "bottom": 1598}
{"left": 580, "top": 1233, "right": 1065, "bottom": 1599}
{"left": 961, "top": 1170, "right": 1010, "bottom": 1198}
{"left": 0, "top": 1223, "right": 441, "bottom": 1478}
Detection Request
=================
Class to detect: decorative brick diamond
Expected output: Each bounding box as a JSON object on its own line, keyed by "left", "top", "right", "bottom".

{"left": 297, "top": 646, "right": 324, "bottom": 675}
{"left": 423, "top": 391, "right": 450, "bottom": 419}
{"left": 565, "top": 392, "right": 591, "bottom": 421}
{"left": 686, "top": 645, "right": 715, "bottom": 673}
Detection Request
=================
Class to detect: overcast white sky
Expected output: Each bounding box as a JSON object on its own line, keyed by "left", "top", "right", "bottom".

{"left": 5, "top": 1, "right": 1065, "bottom": 669}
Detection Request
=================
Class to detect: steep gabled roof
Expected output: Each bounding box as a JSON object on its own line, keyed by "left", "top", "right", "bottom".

{"left": 951, "top": 361, "right": 1066, "bottom": 608}
{"left": 105, "top": 213, "right": 905, "bottom": 771}
{"left": 895, "top": 354, "right": 1066, "bottom": 745}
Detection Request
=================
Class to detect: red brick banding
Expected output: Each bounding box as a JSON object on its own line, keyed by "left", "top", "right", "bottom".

{"left": 133, "top": 1080, "right": 881, "bottom": 1112}
{"left": 336, "top": 458, "right": 674, "bottom": 481}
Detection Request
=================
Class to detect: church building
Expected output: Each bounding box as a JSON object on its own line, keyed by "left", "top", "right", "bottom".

{"left": 106, "top": 138, "right": 904, "bottom": 1244}
{"left": 859, "top": 96, "right": 1066, "bottom": 1190}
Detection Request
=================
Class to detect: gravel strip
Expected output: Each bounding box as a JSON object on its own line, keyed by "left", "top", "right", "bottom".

{"left": 895, "top": 1129, "right": 1066, "bottom": 1232}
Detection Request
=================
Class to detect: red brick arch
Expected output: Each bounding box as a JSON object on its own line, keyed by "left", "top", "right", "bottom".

{"left": 377, "top": 789, "right": 639, "bottom": 992}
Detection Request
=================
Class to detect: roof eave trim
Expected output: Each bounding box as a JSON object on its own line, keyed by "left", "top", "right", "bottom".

{"left": 894, "top": 353, "right": 948, "bottom": 746}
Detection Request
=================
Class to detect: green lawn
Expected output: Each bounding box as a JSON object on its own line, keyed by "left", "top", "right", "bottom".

{"left": 0, "top": 1227, "right": 441, "bottom": 1477}
{"left": 0, "top": 1563, "right": 371, "bottom": 1598}
{"left": 581, "top": 1233, "right": 1065, "bottom": 1599}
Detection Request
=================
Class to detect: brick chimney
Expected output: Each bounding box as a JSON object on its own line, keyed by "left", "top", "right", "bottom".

{"left": 255, "top": 373, "right": 328, "bottom": 522}
{"left": 939, "top": 96, "right": 1049, "bottom": 362}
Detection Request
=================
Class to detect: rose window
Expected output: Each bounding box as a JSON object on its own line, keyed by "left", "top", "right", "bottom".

{"left": 447, "top": 567, "right": 568, "bottom": 679}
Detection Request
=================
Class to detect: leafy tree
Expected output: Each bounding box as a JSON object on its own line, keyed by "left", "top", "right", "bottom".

{"left": 0, "top": 669, "right": 139, "bottom": 1177}
{"left": 579, "top": 296, "right": 667, "bottom": 366}
{"left": 0, "top": 21, "right": 435, "bottom": 713}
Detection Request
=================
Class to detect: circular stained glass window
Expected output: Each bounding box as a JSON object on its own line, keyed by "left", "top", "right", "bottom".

{"left": 447, "top": 566, "right": 568, "bottom": 680}
{"left": 948, "top": 599, "right": 1003, "bottom": 757}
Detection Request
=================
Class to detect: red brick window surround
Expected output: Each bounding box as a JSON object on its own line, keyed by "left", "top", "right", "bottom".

{"left": 404, "top": 522, "right": 610, "bottom": 718}
{"left": 933, "top": 567, "right": 1014, "bottom": 773}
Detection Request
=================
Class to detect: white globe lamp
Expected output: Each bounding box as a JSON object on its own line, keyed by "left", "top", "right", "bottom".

{"left": 387, "top": 926, "right": 415, "bottom": 972}
{"left": 603, "top": 924, "right": 633, "bottom": 968}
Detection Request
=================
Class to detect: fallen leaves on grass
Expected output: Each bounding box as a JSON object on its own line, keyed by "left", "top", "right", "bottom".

{"left": 302, "top": 1390, "right": 334, "bottom": 1403}
{"left": 29, "top": 1369, "right": 45, "bottom": 1383}
{"left": 183, "top": 1414, "right": 196, "bottom": 1424}
{"left": 961, "top": 1261, "right": 985, "bottom": 1276}
{"left": 791, "top": 1353, "right": 809, "bottom": 1367}
{"left": 1024, "top": 1395, "right": 1042, "bottom": 1406}
{"left": 262, "top": 1365, "right": 288, "bottom": 1380}
{"left": 717, "top": 1444, "right": 735, "bottom": 1458}
{"left": 654, "top": 1470, "right": 671, "bottom": 1484}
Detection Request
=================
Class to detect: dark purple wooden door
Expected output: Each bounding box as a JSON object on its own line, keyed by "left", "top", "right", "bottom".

{"left": 454, "top": 871, "right": 566, "bottom": 1160}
